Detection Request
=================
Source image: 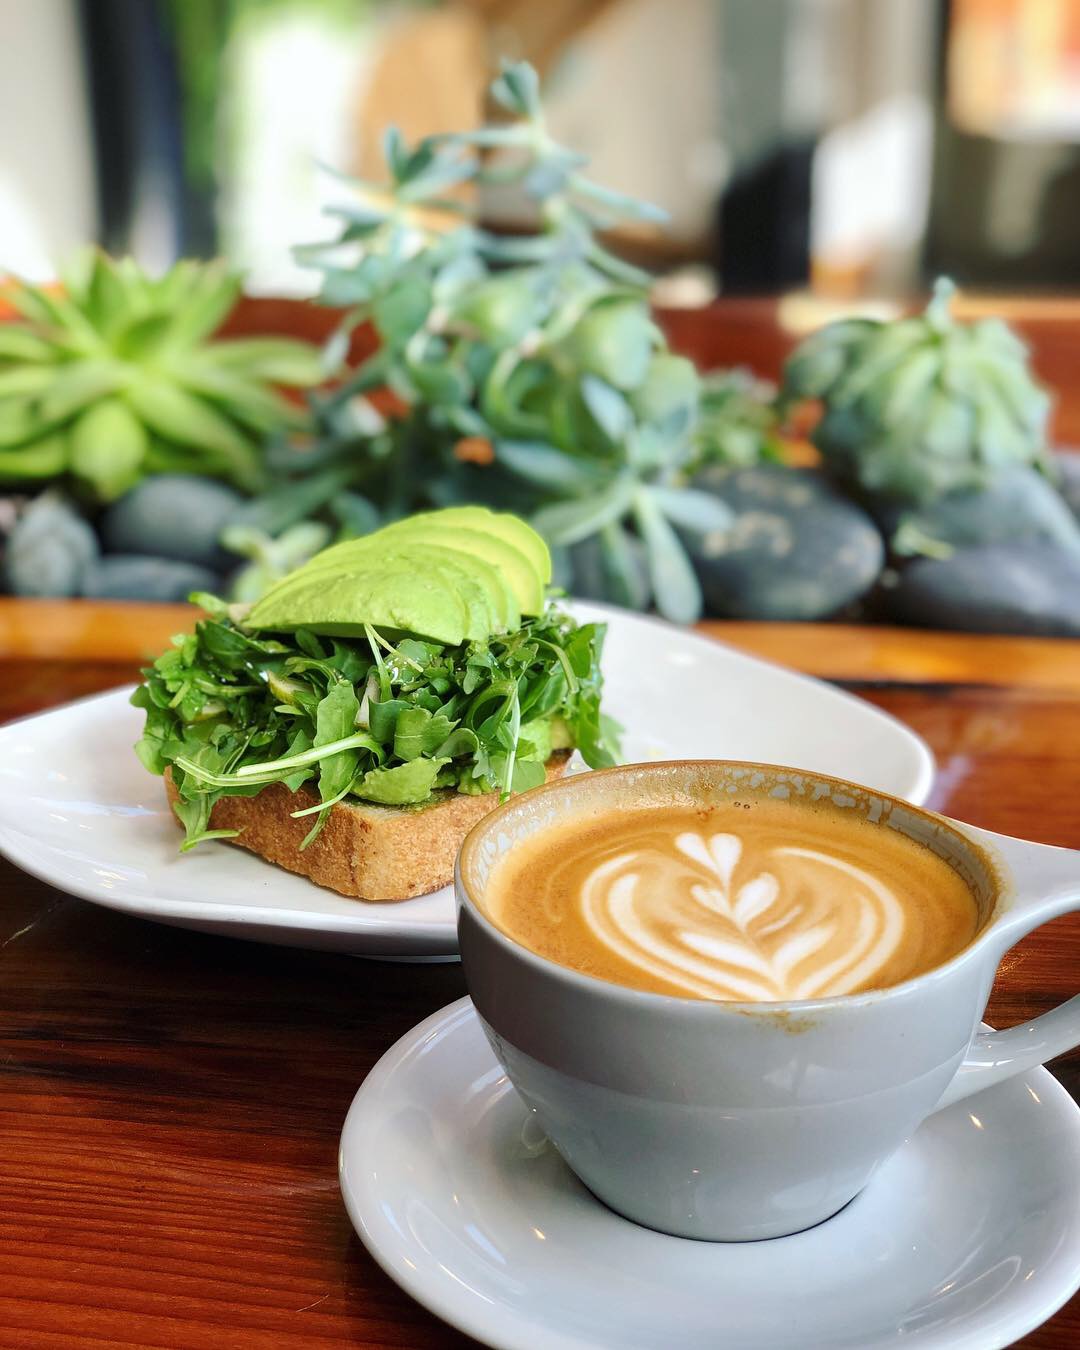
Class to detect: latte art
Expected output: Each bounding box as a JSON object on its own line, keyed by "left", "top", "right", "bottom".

{"left": 582, "top": 831, "right": 909, "bottom": 1000}
{"left": 485, "top": 799, "right": 980, "bottom": 1003}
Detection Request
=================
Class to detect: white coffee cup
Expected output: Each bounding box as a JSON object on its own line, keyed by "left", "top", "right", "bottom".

{"left": 456, "top": 760, "right": 1080, "bottom": 1241}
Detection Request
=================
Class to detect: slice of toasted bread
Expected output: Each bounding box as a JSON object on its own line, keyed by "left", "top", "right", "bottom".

{"left": 163, "top": 752, "right": 571, "bottom": 901}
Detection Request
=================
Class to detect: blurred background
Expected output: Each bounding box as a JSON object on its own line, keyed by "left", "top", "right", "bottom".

{"left": 3, "top": 0, "right": 1080, "bottom": 636}
{"left": 5, "top": 0, "right": 1080, "bottom": 300}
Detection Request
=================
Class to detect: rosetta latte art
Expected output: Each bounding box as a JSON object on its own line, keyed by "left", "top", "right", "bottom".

{"left": 486, "top": 800, "right": 981, "bottom": 1001}
{"left": 580, "top": 830, "right": 908, "bottom": 1001}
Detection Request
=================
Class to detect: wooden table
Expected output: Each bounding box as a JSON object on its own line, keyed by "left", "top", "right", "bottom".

{"left": 1, "top": 600, "right": 1077, "bottom": 1349}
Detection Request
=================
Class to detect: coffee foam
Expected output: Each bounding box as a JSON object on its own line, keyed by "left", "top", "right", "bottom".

{"left": 485, "top": 797, "right": 981, "bottom": 1002}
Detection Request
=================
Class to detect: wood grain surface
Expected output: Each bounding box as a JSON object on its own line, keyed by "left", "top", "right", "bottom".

{"left": 5, "top": 598, "right": 1080, "bottom": 692}
{"left": 0, "top": 610, "right": 1078, "bottom": 1349}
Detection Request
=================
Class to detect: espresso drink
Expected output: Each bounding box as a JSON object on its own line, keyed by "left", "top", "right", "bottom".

{"left": 485, "top": 797, "right": 980, "bottom": 1001}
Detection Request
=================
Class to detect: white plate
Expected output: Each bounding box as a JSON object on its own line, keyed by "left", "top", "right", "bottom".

{"left": 0, "top": 602, "right": 933, "bottom": 958}
{"left": 340, "top": 998, "right": 1080, "bottom": 1350}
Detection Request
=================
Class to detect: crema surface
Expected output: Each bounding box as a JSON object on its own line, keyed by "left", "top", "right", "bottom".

{"left": 485, "top": 799, "right": 980, "bottom": 1001}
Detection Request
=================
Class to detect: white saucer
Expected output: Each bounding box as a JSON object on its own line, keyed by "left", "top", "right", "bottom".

{"left": 0, "top": 601, "right": 933, "bottom": 959}
{"left": 340, "top": 998, "right": 1080, "bottom": 1350}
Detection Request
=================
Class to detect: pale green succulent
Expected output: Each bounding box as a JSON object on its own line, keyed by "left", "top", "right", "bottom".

{"left": 782, "top": 279, "right": 1053, "bottom": 503}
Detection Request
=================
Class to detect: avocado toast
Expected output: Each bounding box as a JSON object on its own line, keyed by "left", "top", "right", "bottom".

{"left": 132, "top": 507, "right": 620, "bottom": 900}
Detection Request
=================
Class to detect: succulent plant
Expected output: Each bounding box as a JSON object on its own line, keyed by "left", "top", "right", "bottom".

{"left": 275, "top": 60, "right": 772, "bottom": 622}
{"left": 782, "top": 279, "right": 1053, "bottom": 503}
{"left": 222, "top": 519, "right": 333, "bottom": 603}
{"left": 691, "top": 368, "right": 784, "bottom": 469}
{"left": 0, "top": 251, "right": 325, "bottom": 502}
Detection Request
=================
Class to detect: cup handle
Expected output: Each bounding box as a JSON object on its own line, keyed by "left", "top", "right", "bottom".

{"left": 934, "top": 828, "right": 1080, "bottom": 1111}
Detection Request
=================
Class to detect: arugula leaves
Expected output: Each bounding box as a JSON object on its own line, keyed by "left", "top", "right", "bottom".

{"left": 133, "top": 602, "right": 620, "bottom": 849}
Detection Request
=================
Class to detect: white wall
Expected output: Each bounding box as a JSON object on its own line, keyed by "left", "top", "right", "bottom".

{"left": 543, "top": 0, "right": 723, "bottom": 243}
{"left": 0, "top": 0, "right": 97, "bottom": 280}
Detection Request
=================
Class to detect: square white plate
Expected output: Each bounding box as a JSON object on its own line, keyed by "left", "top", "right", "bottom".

{"left": 0, "top": 602, "right": 933, "bottom": 958}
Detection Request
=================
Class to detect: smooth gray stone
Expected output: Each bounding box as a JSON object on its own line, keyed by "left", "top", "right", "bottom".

{"left": 569, "top": 532, "right": 651, "bottom": 611}
{"left": 688, "top": 464, "right": 884, "bottom": 620}
{"left": 101, "top": 475, "right": 244, "bottom": 567}
{"left": 82, "top": 554, "right": 218, "bottom": 602}
{"left": 890, "top": 543, "right": 1080, "bottom": 636}
{"left": 548, "top": 545, "right": 575, "bottom": 596}
{"left": 2, "top": 495, "right": 99, "bottom": 597}
{"left": 1055, "top": 451, "right": 1080, "bottom": 520}
{"left": 874, "top": 466, "right": 1080, "bottom": 555}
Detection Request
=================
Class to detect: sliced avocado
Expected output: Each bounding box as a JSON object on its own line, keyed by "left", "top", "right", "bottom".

{"left": 289, "top": 507, "right": 552, "bottom": 592}
{"left": 381, "top": 507, "right": 552, "bottom": 586}
{"left": 268, "top": 537, "right": 518, "bottom": 634}
{"left": 245, "top": 507, "right": 549, "bottom": 642}
{"left": 253, "top": 556, "right": 489, "bottom": 641}
{"left": 278, "top": 533, "right": 375, "bottom": 576}
{"left": 247, "top": 543, "right": 511, "bottom": 642}
{"left": 377, "top": 523, "right": 543, "bottom": 615}
{"left": 247, "top": 562, "right": 471, "bottom": 644}
{"left": 388, "top": 542, "right": 517, "bottom": 633}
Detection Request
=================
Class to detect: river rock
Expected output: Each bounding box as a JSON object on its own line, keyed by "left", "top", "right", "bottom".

{"left": 569, "top": 532, "right": 651, "bottom": 610}
{"left": 687, "top": 464, "right": 884, "bottom": 620}
{"left": 874, "top": 466, "right": 1080, "bottom": 556}
{"left": 1055, "top": 451, "right": 1080, "bottom": 520}
{"left": 2, "top": 494, "right": 99, "bottom": 597}
{"left": 889, "top": 543, "right": 1080, "bottom": 636}
{"left": 82, "top": 555, "right": 219, "bottom": 602}
{"left": 101, "top": 475, "right": 244, "bottom": 568}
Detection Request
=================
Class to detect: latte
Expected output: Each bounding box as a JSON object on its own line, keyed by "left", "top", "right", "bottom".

{"left": 484, "top": 797, "right": 980, "bottom": 1001}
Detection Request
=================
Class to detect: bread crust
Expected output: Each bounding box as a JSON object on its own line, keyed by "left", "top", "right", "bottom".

{"left": 163, "top": 752, "right": 571, "bottom": 901}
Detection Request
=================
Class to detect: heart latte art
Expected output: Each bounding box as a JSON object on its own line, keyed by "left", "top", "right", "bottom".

{"left": 486, "top": 800, "right": 980, "bottom": 1002}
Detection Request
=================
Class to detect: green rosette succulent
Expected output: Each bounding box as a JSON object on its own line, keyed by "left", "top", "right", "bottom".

{"left": 782, "top": 279, "right": 1053, "bottom": 503}
{"left": 0, "top": 250, "right": 325, "bottom": 502}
